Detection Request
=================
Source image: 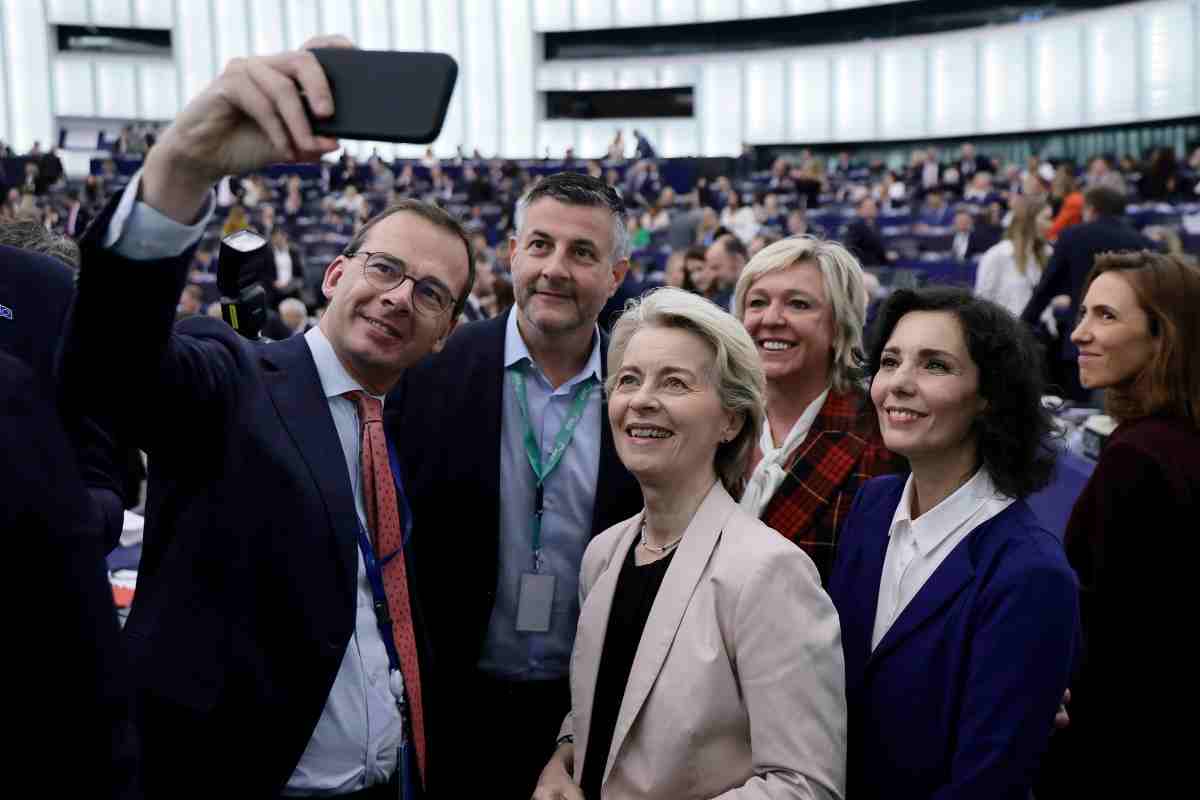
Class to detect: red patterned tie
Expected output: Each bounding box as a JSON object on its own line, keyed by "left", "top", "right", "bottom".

{"left": 345, "top": 391, "right": 426, "bottom": 788}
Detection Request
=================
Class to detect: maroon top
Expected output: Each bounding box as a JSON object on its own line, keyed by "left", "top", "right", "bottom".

{"left": 1061, "top": 414, "right": 1200, "bottom": 785}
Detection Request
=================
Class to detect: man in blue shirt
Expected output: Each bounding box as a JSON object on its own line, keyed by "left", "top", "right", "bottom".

{"left": 388, "top": 173, "right": 643, "bottom": 799}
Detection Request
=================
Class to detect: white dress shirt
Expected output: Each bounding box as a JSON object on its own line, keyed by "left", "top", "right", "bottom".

{"left": 283, "top": 327, "right": 404, "bottom": 794}
{"left": 740, "top": 387, "right": 830, "bottom": 517}
{"left": 274, "top": 246, "right": 294, "bottom": 285}
{"left": 871, "top": 469, "right": 1014, "bottom": 650}
{"left": 103, "top": 179, "right": 403, "bottom": 794}
{"left": 953, "top": 231, "right": 970, "bottom": 261}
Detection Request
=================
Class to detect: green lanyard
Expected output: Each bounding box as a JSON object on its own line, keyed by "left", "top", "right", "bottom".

{"left": 507, "top": 364, "right": 597, "bottom": 571}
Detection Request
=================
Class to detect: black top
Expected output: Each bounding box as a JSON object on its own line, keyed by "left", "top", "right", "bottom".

{"left": 581, "top": 540, "right": 676, "bottom": 799}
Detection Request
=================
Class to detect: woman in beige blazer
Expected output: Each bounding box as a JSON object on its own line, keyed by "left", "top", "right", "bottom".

{"left": 534, "top": 288, "right": 846, "bottom": 800}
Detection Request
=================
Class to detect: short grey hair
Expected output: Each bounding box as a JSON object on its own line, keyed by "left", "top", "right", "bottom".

{"left": 607, "top": 287, "right": 765, "bottom": 498}
{"left": 513, "top": 171, "right": 631, "bottom": 262}
{"left": 0, "top": 220, "right": 80, "bottom": 268}
{"left": 733, "top": 235, "right": 869, "bottom": 394}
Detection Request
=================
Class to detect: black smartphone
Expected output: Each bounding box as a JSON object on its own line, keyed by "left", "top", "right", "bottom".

{"left": 306, "top": 49, "right": 458, "bottom": 143}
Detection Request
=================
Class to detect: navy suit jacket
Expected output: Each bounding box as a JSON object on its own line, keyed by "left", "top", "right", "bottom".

{"left": 827, "top": 475, "right": 1078, "bottom": 800}
{"left": 0, "top": 243, "right": 137, "bottom": 551}
{"left": 385, "top": 309, "right": 643, "bottom": 736}
{"left": 61, "top": 196, "right": 436, "bottom": 796}
{"left": 3, "top": 351, "right": 140, "bottom": 798}
{"left": 1020, "top": 216, "right": 1157, "bottom": 358}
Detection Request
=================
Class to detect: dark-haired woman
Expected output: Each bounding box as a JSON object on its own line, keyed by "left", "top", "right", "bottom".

{"left": 1060, "top": 251, "right": 1200, "bottom": 794}
{"left": 827, "top": 288, "right": 1078, "bottom": 800}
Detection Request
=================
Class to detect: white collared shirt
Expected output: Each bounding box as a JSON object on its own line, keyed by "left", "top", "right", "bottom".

{"left": 283, "top": 326, "right": 403, "bottom": 794}
{"left": 871, "top": 469, "right": 1014, "bottom": 650}
{"left": 740, "top": 387, "right": 830, "bottom": 517}
{"left": 274, "top": 246, "right": 294, "bottom": 285}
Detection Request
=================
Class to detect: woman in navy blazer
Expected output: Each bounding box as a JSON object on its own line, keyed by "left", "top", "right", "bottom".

{"left": 827, "top": 288, "right": 1078, "bottom": 800}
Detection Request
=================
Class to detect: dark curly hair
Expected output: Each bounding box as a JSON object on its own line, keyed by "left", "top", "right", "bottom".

{"left": 867, "top": 287, "right": 1056, "bottom": 499}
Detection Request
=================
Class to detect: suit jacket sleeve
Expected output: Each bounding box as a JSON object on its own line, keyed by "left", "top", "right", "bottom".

{"left": 930, "top": 543, "right": 1078, "bottom": 800}
{"left": 1020, "top": 242, "right": 1068, "bottom": 325}
{"left": 61, "top": 191, "right": 236, "bottom": 454}
{"left": 713, "top": 546, "right": 847, "bottom": 800}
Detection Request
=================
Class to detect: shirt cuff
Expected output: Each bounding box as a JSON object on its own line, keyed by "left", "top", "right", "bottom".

{"left": 104, "top": 168, "right": 216, "bottom": 260}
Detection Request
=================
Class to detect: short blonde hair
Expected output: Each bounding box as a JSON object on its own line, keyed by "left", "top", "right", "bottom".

{"left": 733, "top": 235, "right": 868, "bottom": 393}
{"left": 607, "top": 287, "right": 765, "bottom": 498}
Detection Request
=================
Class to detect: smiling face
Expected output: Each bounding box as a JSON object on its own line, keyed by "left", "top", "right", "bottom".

{"left": 609, "top": 326, "right": 739, "bottom": 489}
{"left": 1071, "top": 271, "right": 1158, "bottom": 390}
{"left": 319, "top": 211, "right": 469, "bottom": 394}
{"left": 870, "top": 310, "right": 985, "bottom": 472}
{"left": 742, "top": 261, "right": 834, "bottom": 388}
{"left": 511, "top": 197, "right": 627, "bottom": 339}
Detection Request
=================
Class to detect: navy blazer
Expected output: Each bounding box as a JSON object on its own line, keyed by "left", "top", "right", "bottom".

{"left": 3, "top": 351, "right": 140, "bottom": 798}
{"left": 827, "top": 475, "right": 1078, "bottom": 800}
{"left": 385, "top": 309, "right": 643, "bottom": 737}
{"left": 1020, "top": 216, "right": 1157, "bottom": 359}
{"left": 61, "top": 195, "right": 436, "bottom": 796}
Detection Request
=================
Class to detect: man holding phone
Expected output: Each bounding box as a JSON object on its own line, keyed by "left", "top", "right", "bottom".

{"left": 61, "top": 38, "right": 471, "bottom": 798}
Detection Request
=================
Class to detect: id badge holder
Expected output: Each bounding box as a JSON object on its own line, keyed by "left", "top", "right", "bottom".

{"left": 516, "top": 572, "right": 555, "bottom": 633}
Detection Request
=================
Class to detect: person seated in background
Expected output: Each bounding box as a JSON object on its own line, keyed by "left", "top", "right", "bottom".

{"left": 787, "top": 207, "right": 809, "bottom": 237}
{"left": 963, "top": 171, "right": 997, "bottom": 204}
{"left": 176, "top": 284, "right": 205, "bottom": 320}
{"left": 734, "top": 236, "right": 903, "bottom": 583}
{"left": 975, "top": 196, "right": 1052, "bottom": 317}
{"left": 1057, "top": 251, "right": 1200, "bottom": 797}
{"left": 263, "top": 226, "right": 305, "bottom": 308}
{"left": 261, "top": 296, "right": 312, "bottom": 341}
{"left": 534, "top": 288, "right": 846, "bottom": 800}
{"left": 749, "top": 229, "right": 781, "bottom": 258}
{"left": 663, "top": 250, "right": 687, "bottom": 289}
{"left": 257, "top": 202, "right": 277, "bottom": 237}
{"left": 641, "top": 186, "right": 675, "bottom": 231}
{"left": 720, "top": 189, "right": 759, "bottom": 245}
{"left": 681, "top": 244, "right": 718, "bottom": 300}
{"left": 706, "top": 233, "right": 749, "bottom": 309}
{"left": 461, "top": 249, "right": 495, "bottom": 322}
{"left": 280, "top": 174, "right": 304, "bottom": 218}
{"left": 843, "top": 197, "right": 892, "bottom": 268}
{"left": 915, "top": 189, "right": 954, "bottom": 229}
{"left": 1086, "top": 155, "right": 1127, "bottom": 194}
{"left": 828, "top": 287, "right": 1078, "bottom": 800}
{"left": 958, "top": 142, "right": 992, "bottom": 180}
{"left": 335, "top": 183, "right": 368, "bottom": 219}
{"left": 947, "top": 209, "right": 997, "bottom": 261}
{"left": 756, "top": 192, "right": 784, "bottom": 230}
{"left": 1048, "top": 165, "right": 1084, "bottom": 242}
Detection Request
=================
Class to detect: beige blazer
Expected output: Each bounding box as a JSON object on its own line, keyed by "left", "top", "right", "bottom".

{"left": 560, "top": 482, "right": 846, "bottom": 799}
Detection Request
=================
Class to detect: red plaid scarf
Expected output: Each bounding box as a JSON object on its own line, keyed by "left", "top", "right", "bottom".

{"left": 755, "top": 388, "right": 904, "bottom": 584}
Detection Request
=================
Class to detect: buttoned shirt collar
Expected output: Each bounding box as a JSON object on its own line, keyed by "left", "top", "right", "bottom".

{"left": 503, "top": 307, "right": 602, "bottom": 389}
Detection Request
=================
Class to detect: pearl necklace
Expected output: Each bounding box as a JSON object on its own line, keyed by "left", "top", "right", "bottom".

{"left": 639, "top": 522, "right": 683, "bottom": 554}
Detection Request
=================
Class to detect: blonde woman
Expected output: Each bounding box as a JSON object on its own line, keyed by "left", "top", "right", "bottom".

{"left": 734, "top": 237, "right": 902, "bottom": 583}
{"left": 535, "top": 287, "right": 846, "bottom": 800}
{"left": 974, "top": 196, "right": 1052, "bottom": 316}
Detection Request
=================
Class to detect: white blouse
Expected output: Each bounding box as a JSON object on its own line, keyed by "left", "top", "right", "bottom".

{"left": 974, "top": 240, "right": 1049, "bottom": 317}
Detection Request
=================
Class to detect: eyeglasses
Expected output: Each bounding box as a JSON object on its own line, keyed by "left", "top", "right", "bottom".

{"left": 348, "top": 251, "right": 458, "bottom": 316}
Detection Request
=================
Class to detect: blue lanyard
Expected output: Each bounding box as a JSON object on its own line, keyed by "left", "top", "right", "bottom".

{"left": 355, "top": 436, "right": 414, "bottom": 677}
